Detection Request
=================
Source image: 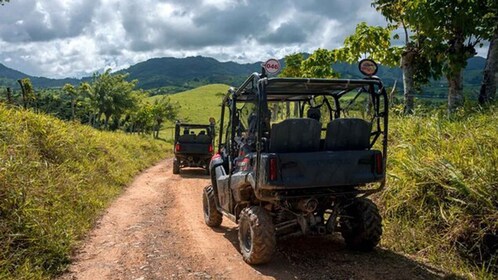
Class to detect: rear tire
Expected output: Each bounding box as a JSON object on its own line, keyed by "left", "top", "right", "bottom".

{"left": 238, "top": 206, "right": 276, "bottom": 264}
{"left": 340, "top": 198, "right": 382, "bottom": 251}
{"left": 173, "top": 158, "right": 180, "bottom": 174}
{"left": 202, "top": 185, "right": 222, "bottom": 227}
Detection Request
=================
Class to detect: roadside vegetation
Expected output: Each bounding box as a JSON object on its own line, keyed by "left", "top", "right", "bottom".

{"left": 380, "top": 105, "right": 498, "bottom": 278}
{"left": 0, "top": 105, "right": 170, "bottom": 279}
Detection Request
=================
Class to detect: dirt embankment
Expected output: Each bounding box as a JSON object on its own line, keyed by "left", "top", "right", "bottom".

{"left": 59, "top": 159, "right": 457, "bottom": 280}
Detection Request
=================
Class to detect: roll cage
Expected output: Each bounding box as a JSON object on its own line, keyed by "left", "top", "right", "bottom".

{"left": 218, "top": 73, "right": 389, "bottom": 192}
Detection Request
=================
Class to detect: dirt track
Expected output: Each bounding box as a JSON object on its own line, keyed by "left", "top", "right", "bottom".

{"left": 59, "top": 158, "right": 455, "bottom": 280}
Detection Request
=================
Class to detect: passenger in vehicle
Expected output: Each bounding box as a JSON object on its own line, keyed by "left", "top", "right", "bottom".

{"left": 307, "top": 107, "right": 321, "bottom": 122}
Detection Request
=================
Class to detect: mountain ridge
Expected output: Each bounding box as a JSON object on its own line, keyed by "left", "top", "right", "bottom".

{"left": 0, "top": 55, "right": 487, "bottom": 93}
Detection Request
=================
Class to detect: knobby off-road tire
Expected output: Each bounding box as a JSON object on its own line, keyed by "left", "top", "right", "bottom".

{"left": 173, "top": 158, "right": 180, "bottom": 174}
{"left": 202, "top": 185, "right": 222, "bottom": 227}
{"left": 238, "top": 206, "right": 276, "bottom": 265}
{"left": 340, "top": 197, "right": 382, "bottom": 251}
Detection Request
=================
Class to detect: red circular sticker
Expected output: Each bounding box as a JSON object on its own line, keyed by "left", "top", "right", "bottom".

{"left": 264, "top": 59, "right": 281, "bottom": 75}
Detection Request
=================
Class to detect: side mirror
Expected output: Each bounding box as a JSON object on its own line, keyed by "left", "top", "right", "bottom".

{"left": 358, "top": 59, "right": 378, "bottom": 77}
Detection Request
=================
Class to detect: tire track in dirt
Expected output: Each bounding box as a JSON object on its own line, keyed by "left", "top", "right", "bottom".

{"left": 59, "top": 158, "right": 456, "bottom": 280}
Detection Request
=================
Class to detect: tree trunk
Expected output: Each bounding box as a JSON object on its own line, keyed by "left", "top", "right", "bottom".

{"left": 401, "top": 48, "right": 416, "bottom": 114}
{"left": 17, "top": 80, "right": 27, "bottom": 109}
{"left": 479, "top": 27, "right": 498, "bottom": 104}
{"left": 447, "top": 69, "right": 464, "bottom": 112}
{"left": 285, "top": 102, "right": 290, "bottom": 118}
{"left": 6, "top": 87, "right": 12, "bottom": 105}
{"left": 447, "top": 35, "right": 465, "bottom": 113}
{"left": 154, "top": 120, "right": 162, "bottom": 139}
{"left": 71, "top": 96, "right": 75, "bottom": 120}
{"left": 104, "top": 114, "right": 110, "bottom": 130}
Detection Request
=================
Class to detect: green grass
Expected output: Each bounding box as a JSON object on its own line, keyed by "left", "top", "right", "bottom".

{"left": 0, "top": 105, "right": 170, "bottom": 279}
{"left": 149, "top": 84, "right": 229, "bottom": 141}
{"left": 378, "top": 106, "right": 498, "bottom": 278}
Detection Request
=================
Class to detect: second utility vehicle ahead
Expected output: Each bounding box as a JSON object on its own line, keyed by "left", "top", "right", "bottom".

{"left": 173, "top": 121, "right": 215, "bottom": 174}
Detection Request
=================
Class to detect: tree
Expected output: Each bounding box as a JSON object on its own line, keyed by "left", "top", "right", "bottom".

{"left": 150, "top": 97, "right": 179, "bottom": 138}
{"left": 279, "top": 53, "right": 304, "bottom": 78}
{"left": 372, "top": 0, "right": 445, "bottom": 114}
{"left": 479, "top": 31, "right": 498, "bottom": 104}
{"left": 279, "top": 53, "right": 306, "bottom": 118}
{"left": 335, "top": 22, "right": 402, "bottom": 67}
{"left": 78, "top": 82, "right": 99, "bottom": 126}
{"left": 17, "top": 78, "right": 35, "bottom": 109}
{"left": 479, "top": 1, "right": 498, "bottom": 104}
{"left": 62, "top": 83, "right": 77, "bottom": 120}
{"left": 90, "top": 69, "right": 140, "bottom": 129}
{"left": 300, "top": 48, "right": 338, "bottom": 78}
{"left": 406, "top": 0, "right": 491, "bottom": 112}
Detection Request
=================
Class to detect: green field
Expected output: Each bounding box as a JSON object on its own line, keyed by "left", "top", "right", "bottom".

{"left": 149, "top": 84, "right": 229, "bottom": 141}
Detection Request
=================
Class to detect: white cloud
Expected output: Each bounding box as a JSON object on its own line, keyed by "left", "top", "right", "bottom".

{"left": 0, "top": 0, "right": 392, "bottom": 78}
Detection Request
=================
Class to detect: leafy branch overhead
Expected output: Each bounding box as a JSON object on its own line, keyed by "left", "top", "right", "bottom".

{"left": 335, "top": 22, "right": 402, "bottom": 68}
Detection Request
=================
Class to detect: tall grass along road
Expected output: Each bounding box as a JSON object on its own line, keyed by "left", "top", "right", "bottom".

{"left": 0, "top": 105, "right": 169, "bottom": 279}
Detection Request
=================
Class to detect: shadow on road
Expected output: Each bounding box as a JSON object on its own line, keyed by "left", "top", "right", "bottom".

{"left": 214, "top": 225, "right": 464, "bottom": 280}
{"left": 178, "top": 168, "right": 210, "bottom": 179}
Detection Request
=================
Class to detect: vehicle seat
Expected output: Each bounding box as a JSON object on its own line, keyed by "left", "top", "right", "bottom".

{"left": 196, "top": 134, "right": 211, "bottom": 144}
{"left": 324, "top": 118, "right": 371, "bottom": 151}
{"left": 269, "top": 118, "right": 321, "bottom": 153}
{"left": 178, "top": 134, "right": 196, "bottom": 143}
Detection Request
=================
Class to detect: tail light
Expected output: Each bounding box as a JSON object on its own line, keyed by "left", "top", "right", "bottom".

{"left": 175, "top": 144, "right": 181, "bottom": 152}
{"left": 208, "top": 144, "right": 213, "bottom": 153}
{"left": 211, "top": 153, "right": 221, "bottom": 160}
{"left": 269, "top": 157, "right": 278, "bottom": 181}
{"left": 374, "top": 153, "right": 383, "bottom": 174}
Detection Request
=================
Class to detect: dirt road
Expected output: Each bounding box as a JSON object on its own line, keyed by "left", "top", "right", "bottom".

{"left": 59, "top": 159, "right": 453, "bottom": 280}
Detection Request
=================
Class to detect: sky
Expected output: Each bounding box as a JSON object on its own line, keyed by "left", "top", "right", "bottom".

{"left": 0, "top": 0, "right": 486, "bottom": 79}
{"left": 0, "top": 0, "right": 392, "bottom": 78}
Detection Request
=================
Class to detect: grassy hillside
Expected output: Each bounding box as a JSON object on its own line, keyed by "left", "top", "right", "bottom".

{"left": 0, "top": 105, "right": 170, "bottom": 279}
{"left": 150, "top": 84, "right": 229, "bottom": 140}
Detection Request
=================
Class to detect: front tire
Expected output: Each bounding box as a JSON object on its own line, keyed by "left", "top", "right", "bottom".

{"left": 238, "top": 206, "right": 276, "bottom": 264}
{"left": 202, "top": 185, "right": 222, "bottom": 227}
{"left": 173, "top": 158, "right": 180, "bottom": 174}
{"left": 340, "top": 198, "right": 382, "bottom": 251}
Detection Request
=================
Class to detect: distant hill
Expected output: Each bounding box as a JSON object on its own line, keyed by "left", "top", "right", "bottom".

{"left": 0, "top": 63, "right": 79, "bottom": 89}
{"left": 0, "top": 56, "right": 487, "bottom": 95}
{"left": 118, "top": 56, "right": 262, "bottom": 91}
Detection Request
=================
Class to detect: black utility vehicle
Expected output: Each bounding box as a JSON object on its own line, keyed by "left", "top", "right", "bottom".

{"left": 173, "top": 122, "right": 215, "bottom": 174}
{"left": 202, "top": 60, "right": 388, "bottom": 264}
